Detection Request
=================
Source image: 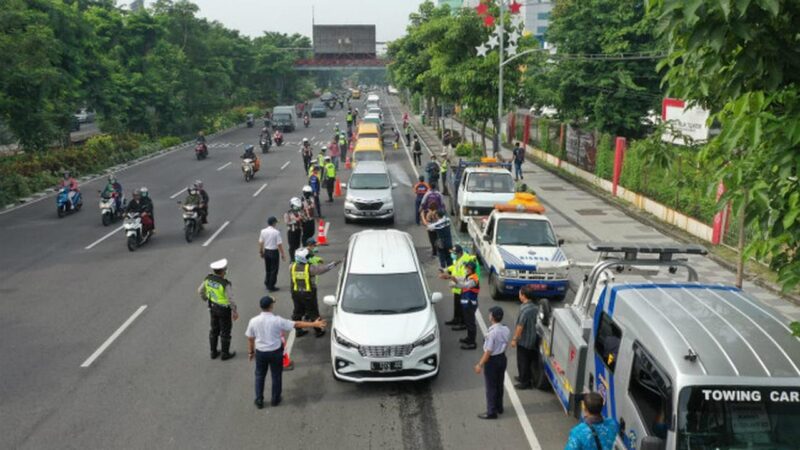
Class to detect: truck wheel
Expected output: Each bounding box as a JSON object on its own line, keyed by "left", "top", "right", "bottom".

{"left": 489, "top": 272, "right": 503, "bottom": 300}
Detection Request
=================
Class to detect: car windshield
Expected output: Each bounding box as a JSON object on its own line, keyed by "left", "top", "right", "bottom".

{"left": 677, "top": 386, "right": 800, "bottom": 450}
{"left": 273, "top": 113, "right": 292, "bottom": 121}
{"left": 312, "top": 103, "right": 325, "bottom": 110}
{"left": 341, "top": 273, "right": 426, "bottom": 314}
{"left": 354, "top": 151, "right": 382, "bottom": 162}
{"left": 466, "top": 172, "right": 514, "bottom": 193}
{"left": 495, "top": 219, "right": 557, "bottom": 246}
{"left": 349, "top": 173, "right": 389, "bottom": 189}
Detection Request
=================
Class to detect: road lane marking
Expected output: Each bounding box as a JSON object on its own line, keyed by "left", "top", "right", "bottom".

{"left": 85, "top": 225, "right": 124, "bottom": 250}
{"left": 386, "top": 101, "right": 420, "bottom": 179}
{"left": 476, "top": 312, "right": 542, "bottom": 450}
{"left": 319, "top": 128, "right": 324, "bottom": 133}
{"left": 216, "top": 162, "right": 232, "bottom": 171}
{"left": 81, "top": 305, "right": 148, "bottom": 368}
{"left": 252, "top": 183, "right": 268, "bottom": 198}
{"left": 169, "top": 187, "right": 187, "bottom": 199}
{"left": 202, "top": 220, "right": 230, "bottom": 247}
{"left": 280, "top": 161, "right": 291, "bottom": 171}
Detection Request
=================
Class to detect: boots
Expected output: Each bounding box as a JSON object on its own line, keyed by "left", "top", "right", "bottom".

{"left": 210, "top": 336, "right": 220, "bottom": 359}
{"left": 220, "top": 338, "right": 236, "bottom": 360}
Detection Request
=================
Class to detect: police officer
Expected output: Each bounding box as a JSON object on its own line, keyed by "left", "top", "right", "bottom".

{"left": 284, "top": 197, "right": 303, "bottom": 261}
{"left": 309, "top": 167, "right": 322, "bottom": 218}
{"left": 289, "top": 248, "right": 339, "bottom": 337}
{"left": 197, "top": 259, "right": 238, "bottom": 360}
{"left": 322, "top": 156, "right": 337, "bottom": 202}
{"left": 439, "top": 152, "right": 449, "bottom": 195}
{"left": 441, "top": 260, "right": 480, "bottom": 349}
{"left": 444, "top": 245, "right": 469, "bottom": 328}
{"left": 300, "top": 186, "right": 316, "bottom": 244}
{"left": 474, "top": 306, "right": 510, "bottom": 419}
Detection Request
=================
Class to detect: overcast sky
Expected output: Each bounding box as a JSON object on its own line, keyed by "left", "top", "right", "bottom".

{"left": 138, "top": 0, "right": 426, "bottom": 42}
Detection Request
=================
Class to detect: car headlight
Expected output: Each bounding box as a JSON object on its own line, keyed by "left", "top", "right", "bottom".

{"left": 500, "top": 269, "right": 519, "bottom": 278}
{"left": 334, "top": 329, "right": 359, "bottom": 349}
{"left": 412, "top": 330, "right": 437, "bottom": 348}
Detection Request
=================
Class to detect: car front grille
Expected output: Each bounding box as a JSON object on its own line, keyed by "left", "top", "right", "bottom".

{"left": 358, "top": 344, "right": 413, "bottom": 358}
{"left": 518, "top": 271, "right": 561, "bottom": 280}
{"left": 354, "top": 201, "right": 383, "bottom": 211}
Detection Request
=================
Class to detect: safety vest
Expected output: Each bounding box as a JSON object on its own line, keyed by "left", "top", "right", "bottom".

{"left": 413, "top": 182, "right": 430, "bottom": 197}
{"left": 204, "top": 275, "right": 230, "bottom": 306}
{"left": 440, "top": 159, "right": 448, "bottom": 174}
{"left": 291, "top": 262, "right": 314, "bottom": 292}
{"left": 339, "top": 136, "right": 346, "bottom": 146}
{"left": 325, "top": 162, "right": 336, "bottom": 178}
{"left": 460, "top": 273, "right": 480, "bottom": 305}
{"left": 346, "top": 113, "right": 353, "bottom": 122}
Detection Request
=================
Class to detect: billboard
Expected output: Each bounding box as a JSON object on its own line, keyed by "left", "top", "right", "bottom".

{"left": 661, "top": 98, "right": 711, "bottom": 145}
{"left": 313, "top": 25, "right": 376, "bottom": 56}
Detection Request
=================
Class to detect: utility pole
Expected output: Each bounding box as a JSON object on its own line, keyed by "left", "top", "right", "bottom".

{"left": 496, "top": 2, "right": 504, "bottom": 155}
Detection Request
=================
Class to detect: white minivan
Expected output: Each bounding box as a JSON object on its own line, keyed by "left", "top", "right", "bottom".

{"left": 324, "top": 230, "right": 442, "bottom": 382}
{"left": 343, "top": 161, "right": 395, "bottom": 223}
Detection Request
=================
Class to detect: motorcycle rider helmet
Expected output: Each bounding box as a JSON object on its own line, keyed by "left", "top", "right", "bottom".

{"left": 139, "top": 187, "right": 149, "bottom": 198}
{"left": 245, "top": 144, "right": 254, "bottom": 152}
{"left": 63, "top": 171, "right": 70, "bottom": 179}
{"left": 188, "top": 186, "right": 197, "bottom": 195}
{"left": 324, "top": 156, "right": 331, "bottom": 161}
{"left": 261, "top": 127, "right": 268, "bottom": 133}
{"left": 108, "top": 174, "right": 116, "bottom": 183}
{"left": 302, "top": 138, "right": 308, "bottom": 143}
{"left": 302, "top": 185, "right": 312, "bottom": 197}
{"left": 294, "top": 248, "right": 309, "bottom": 264}
{"left": 290, "top": 197, "right": 302, "bottom": 210}
{"left": 194, "top": 180, "right": 203, "bottom": 190}
{"left": 132, "top": 188, "right": 141, "bottom": 198}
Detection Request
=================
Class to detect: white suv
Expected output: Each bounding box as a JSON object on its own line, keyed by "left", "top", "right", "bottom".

{"left": 344, "top": 161, "right": 396, "bottom": 223}
{"left": 324, "top": 230, "right": 442, "bottom": 382}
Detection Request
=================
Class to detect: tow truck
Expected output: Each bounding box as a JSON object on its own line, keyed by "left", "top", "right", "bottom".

{"left": 448, "top": 159, "right": 515, "bottom": 232}
{"left": 534, "top": 243, "right": 800, "bottom": 450}
{"left": 467, "top": 199, "right": 569, "bottom": 300}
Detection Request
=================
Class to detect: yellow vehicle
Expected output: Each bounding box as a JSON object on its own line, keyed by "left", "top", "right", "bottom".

{"left": 351, "top": 137, "right": 384, "bottom": 166}
{"left": 350, "top": 88, "right": 361, "bottom": 99}
{"left": 355, "top": 123, "right": 382, "bottom": 146}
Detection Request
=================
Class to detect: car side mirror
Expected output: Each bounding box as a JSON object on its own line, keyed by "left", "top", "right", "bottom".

{"left": 558, "top": 238, "right": 565, "bottom": 246}
{"left": 323, "top": 295, "right": 337, "bottom": 307}
{"left": 639, "top": 437, "right": 665, "bottom": 450}
{"left": 430, "top": 292, "right": 442, "bottom": 304}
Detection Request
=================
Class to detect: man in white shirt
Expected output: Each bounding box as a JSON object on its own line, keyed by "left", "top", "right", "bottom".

{"left": 246, "top": 295, "right": 326, "bottom": 409}
{"left": 259, "top": 216, "right": 287, "bottom": 292}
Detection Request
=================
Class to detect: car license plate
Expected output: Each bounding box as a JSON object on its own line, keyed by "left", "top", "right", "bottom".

{"left": 371, "top": 361, "right": 402, "bottom": 372}
{"left": 529, "top": 283, "right": 547, "bottom": 291}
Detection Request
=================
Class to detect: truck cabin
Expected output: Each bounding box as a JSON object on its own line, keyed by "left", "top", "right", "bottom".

{"left": 483, "top": 215, "right": 561, "bottom": 248}
{"left": 463, "top": 171, "right": 514, "bottom": 194}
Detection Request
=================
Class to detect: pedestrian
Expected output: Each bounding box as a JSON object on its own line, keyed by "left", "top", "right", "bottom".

{"left": 289, "top": 248, "right": 339, "bottom": 337}
{"left": 301, "top": 138, "right": 313, "bottom": 172}
{"left": 444, "top": 245, "right": 477, "bottom": 330}
{"left": 512, "top": 142, "right": 525, "bottom": 181}
{"left": 474, "top": 306, "right": 510, "bottom": 419}
{"left": 419, "top": 182, "right": 444, "bottom": 220}
{"left": 392, "top": 127, "right": 400, "bottom": 150}
{"left": 197, "top": 258, "right": 239, "bottom": 360}
{"left": 328, "top": 137, "right": 341, "bottom": 170}
{"left": 443, "top": 129, "right": 451, "bottom": 148}
{"left": 412, "top": 175, "right": 430, "bottom": 225}
{"left": 511, "top": 285, "right": 545, "bottom": 389}
{"left": 440, "top": 260, "right": 479, "bottom": 349}
{"left": 309, "top": 167, "right": 322, "bottom": 218}
{"left": 405, "top": 125, "right": 411, "bottom": 146}
{"left": 565, "top": 392, "right": 619, "bottom": 449}
{"left": 428, "top": 209, "right": 453, "bottom": 269}
{"left": 284, "top": 198, "right": 303, "bottom": 261}
{"left": 412, "top": 135, "right": 422, "bottom": 166}
{"left": 421, "top": 208, "right": 440, "bottom": 258}
{"left": 246, "top": 295, "right": 327, "bottom": 409}
{"left": 425, "top": 156, "right": 440, "bottom": 185}
{"left": 300, "top": 186, "right": 316, "bottom": 244}
{"left": 439, "top": 152, "right": 449, "bottom": 195}
{"left": 259, "top": 216, "right": 287, "bottom": 292}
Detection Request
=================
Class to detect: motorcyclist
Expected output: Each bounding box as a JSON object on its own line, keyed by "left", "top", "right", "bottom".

{"left": 273, "top": 129, "right": 283, "bottom": 146}
{"left": 184, "top": 186, "right": 204, "bottom": 227}
{"left": 193, "top": 180, "right": 209, "bottom": 224}
{"left": 301, "top": 138, "right": 313, "bottom": 172}
{"left": 127, "top": 187, "right": 154, "bottom": 233}
{"left": 58, "top": 171, "right": 80, "bottom": 207}
{"left": 101, "top": 174, "right": 123, "bottom": 211}
{"left": 241, "top": 144, "right": 260, "bottom": 173}
{"left": 259, "top": 127, "right": 272, "bottom": 147}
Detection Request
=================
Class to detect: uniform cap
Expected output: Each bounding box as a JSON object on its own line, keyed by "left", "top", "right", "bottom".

{"left": 305, "top": 238, "right": 317, "bottom": 246}
{"left": 259, "top": 296, "right": 275, "bottom": 309}
{"left": 210, "top": 258, "right": 228, "bottom": 271}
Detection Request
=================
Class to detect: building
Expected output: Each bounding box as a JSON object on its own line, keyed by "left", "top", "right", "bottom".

{"left": 523, "top": 1, "right": 554, "bottom": 43}
{"left": 129, "top": 0, "right": 144, "bottom": 11}
{"left": 437, "top": 0, "right": 464, "bottom": 11}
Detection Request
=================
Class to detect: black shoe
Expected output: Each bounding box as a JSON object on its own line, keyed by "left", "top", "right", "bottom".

{"left": 461, "top": 343, "right": 477, "bottom": 350}
{"left": 268, "top": 287, "right": 280, "bottom": 292}
{"left": 514, "top": 383, "right": 532, "bottom": 390}
{"left": 254, "top": 399, "right": 264, "bottom": 409}
{"left": 459, "top": 337, "right": 470, "bottom": 344}
{"left": 498, "top": 407, "right": 504, "bottom": 414}
{"left": 284, "top": 361, "right": 294, "bottom": 371}
{"left": 478, "top": 413, "right": 498, "bottom": 420}
{"left": 315, "top": 329, "right": 326, "bottom": 338}
{"left": 444, "top": 319, "right": 458, "bottom": 325}
{"left": 220, "top": 351, "right": 236, "bottom": 361}
{"left": 210, "top": 350, "right": 220, "bottom": 360}
{"left": 271, "top": 396, "right": 282, "bottom": 407}
{"left": 514, "top": 376, "right": 521, "bottom": 382}
{"left": 296, "top": 329, "right": 309, "bottom": 337}
{"left": 452, "top": 325, "right": 466, "bottom": 331}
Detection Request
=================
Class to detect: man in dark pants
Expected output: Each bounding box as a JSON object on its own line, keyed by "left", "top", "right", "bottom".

{"left": 412, "top": 135, "right": 422, "bottom": 166}
{"left": 412, "top": 176, "right": 430, "bottom": 225}
{"left": 259, "top": 217, "right": 287, "bottom": 292}
{"left": 197, "top": 259, "right": 238, "bottom": 360}
{"left": 440, "top": 260, "right": 480, "bottom": 349}
{"left": 289, "top": 248, "right": 339, "bottom": 337}
{"left": 284, "top": 198, "right": 303, "bottom": 261}
{"left": 511, "top": 285, "right": 542, "bottom": 389}
{"left": 246, "top": 295, "right": 326, "bottom": 409}
{"left": 474, "top": 306, "right": 510, "bottom": 419}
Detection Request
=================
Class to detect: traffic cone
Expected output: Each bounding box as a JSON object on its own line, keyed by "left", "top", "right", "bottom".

{"left": 282, "top": 336, "right": 294, "bottom": 370}
{"left": 317, "top": 219, "right": 328, "bottom": 245}
{"left": 334, "top": 177, "right": 343, "bottom": 197}
{"left": 345, "top": 156, "right": 351, "bottom": 169}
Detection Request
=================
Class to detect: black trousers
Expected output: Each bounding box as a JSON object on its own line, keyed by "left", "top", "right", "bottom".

{"left": 413, "top": 152, "right": 422, "bottom": 166}
{"left": 325, "top": 178, "right": 335, "bottom": 201}
{"left": 484, "top": 354, "right": 507, "bottom": 415}
{"left": 427, "top": 229, "right": 438, "bottom": 256}
{"left": 313, "top": 193, "right": 322, "bottom": 217}
{"left": 517, "top": 345, "right": 538, "bottom": 387}
{"left": 209, "top": 303, "right": 232, "bottom": 354}
{"left": 462, "top": 302, "right": 477, "bottom": 344}
{"left": 291, "top": 289, "right": 322, "bottom": 332}
{"left": 302, "top": 155, "right": 311, "bottom": 172}
{"left": 450, "top": 293, "right": 463, "bottom": 323}
{"left": 301, "top": 220, "right": 315, "bottom": 245}
{"left": 263, "top": 249, "right": 280, "bottom": 290}
{"left": 287, "top": 227, "right": 302, "bottom": 261}
{"left": 255, "top": 347, "right": 283, "bottom": 403}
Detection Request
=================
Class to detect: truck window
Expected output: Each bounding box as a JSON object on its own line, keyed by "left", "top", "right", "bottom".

{"left": 496, "top": 219, "right": 557, "bottom": 247}
{"left": 466, "top": 173, "right": 514, "bottom": 193}
{"left": 594, "top": 313, "right": 621, "bottom": 371}
{"left": 485, "top": 217, "right": 495, "bottom": 240}
{"left": 629, "top": 343, "right": 673, "bottom": 440}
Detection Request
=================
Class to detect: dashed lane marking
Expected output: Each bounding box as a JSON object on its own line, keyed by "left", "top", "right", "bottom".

{"left": 169, "top": 187, "right": 187, "bottom": 199}
{"left": 81, "top": 305, "right": 148, "bottom": 367}
{"left": 252, "top": 183, "right": 268, "bottom": 198}
{"left": 216, "top": 162, "right": 232, "bottom": 171}
{"left": 202, "top": 220, "right": 230, "bottom": 247}
{"left": 280, "top": 161, "right": 291, "bottom": 171}
{"left": 85, "top": 225, "right": 124, "bottom": 250}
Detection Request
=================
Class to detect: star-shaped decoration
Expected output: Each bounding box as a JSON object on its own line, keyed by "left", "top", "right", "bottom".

{"left": 511, "top": 13, "right": 524, "bottom": 27}
{"left": 509, "top": 1, "right": 523, "bottom": 14}
{"left": 508, "top": 30, "right": 521, "bottom": 44}
{"left": 483, "top": 14, "right": 495, "bottom": 27}
{"left": 487, "top": 34, "right": 499, "bottom": 48}
{"left": 476, "top": 2, "right": 489, "bottom": 16}
{"left": 476, "top": 43, "right": 489, "bottom": 57}
{"left": 506, "top": 43, "right": 518, "bottom": 56}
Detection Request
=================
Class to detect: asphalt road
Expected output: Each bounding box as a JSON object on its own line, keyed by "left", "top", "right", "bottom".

{"left": 0, "top": 98, "right": 580, "bottom": 450}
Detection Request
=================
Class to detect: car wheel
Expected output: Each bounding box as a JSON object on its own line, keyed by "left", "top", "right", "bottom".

{"left": 489, "top": 272, "right": 503, "bottom": 300}
{"left": 344, "top": 216, "right": 352, "bottom": 224}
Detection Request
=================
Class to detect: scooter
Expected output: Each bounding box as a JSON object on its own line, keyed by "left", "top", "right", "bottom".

{"left": 195, "top": 143, "right": 208, "bottom": 160}
{"left": 99, "top": 191, "right": 125, "bottom": 226}
{"left": 260, "top": 135, "right": 271, "bottom": 154}
{"left": 124, "top": 211, "right": 152, "bottom": 251}
{"left": 56, "top": 187, "right": 82, "bottom": 218}
{"left": 303, "top": 116, "right": 310, "bottom": 128}
{"left": 246, "top": 114, "right": 254, "bottom": 128}
{"left": 180, "top": 202, "right": 202, "bottom": 243}
{"left": 242, "top": 158, "right": 256, "bottom": 182}
{"left": 273, "top": 131, "right": 284, "bottom": 147}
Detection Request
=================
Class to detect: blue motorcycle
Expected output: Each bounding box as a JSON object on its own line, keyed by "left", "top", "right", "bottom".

{"left": 56, "top": 187, "right": 83, "bottom": 218}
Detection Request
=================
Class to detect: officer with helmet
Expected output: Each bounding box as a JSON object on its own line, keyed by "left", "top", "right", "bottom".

{"left": 300, "top": 186, "right": 316, "bottom": 244}
{"left": 301, "top": 138, "right": 313, "bottom": 172}
{"left": 289, "top": 248, "right": 339, "bottom": 337}
{"left": 284, "top": 197, "right": 304, "bottom": 261}
{"left": 198, "top": 258, "right": 238, "bottom": 360}
{"left": 322, "top": 156, "right": 337, "bottom": 202}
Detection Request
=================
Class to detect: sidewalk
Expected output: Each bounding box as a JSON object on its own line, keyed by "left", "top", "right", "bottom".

{"left": 403, "top": 107, "right": 800, "bottom": 322}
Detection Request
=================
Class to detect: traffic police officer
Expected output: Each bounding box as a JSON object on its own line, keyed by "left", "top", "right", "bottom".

{"left": 197, "top": 258, "right": 238, "bottom": 360}
{"left": 323, "top": 156, "right": 337, "bottom": 202}
{"left": 441, "top": 260, "right": 480, "bottom": 349}
{"left": 290, "top": 248, "right": 339, "bottom": 337}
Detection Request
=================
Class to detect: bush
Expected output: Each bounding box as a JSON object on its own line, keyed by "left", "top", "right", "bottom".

{"left": 455, "top": 142, "right": 483, "bottom": 161}
{"left": 159, "top": 136, "right": 182, "bottom": 149}
{"left": 595, "top": 133, "right": 614, "bottom": 180}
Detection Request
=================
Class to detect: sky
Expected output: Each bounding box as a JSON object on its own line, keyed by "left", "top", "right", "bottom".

{"left": 136, "top": 0, "right": 426, "bottom": 43}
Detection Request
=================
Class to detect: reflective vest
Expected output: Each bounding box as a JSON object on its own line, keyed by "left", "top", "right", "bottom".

{"left": 460, "top": 273, "right": 480, "bottom": 305}
{"left": 204, "top": 275, "right": 230, "bottom": 306}
{"left": 346, "top": 113, "right": 353, "bottom": 122}
{"left": 440, "top": 159, "right": 448, "bottom": 174}
{"left": 413, "top": 182, "right": 430, "bottom": 198}
{"left": 291, "top": 262, "right": 314, "bottom": 292}
{"left": 325, "top": 162, "right": 336, "bottom": 179}
{"left": 339, "top": 136, "right": 346, "bottom": 147}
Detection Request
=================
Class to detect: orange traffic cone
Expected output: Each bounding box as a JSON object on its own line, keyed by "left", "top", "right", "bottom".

{"left": 282, "top": 335, "right": 294, "bottom": 370}
{"left": 345, "top": 155, "right": 351, "bottom": 170}
{"left": 334, "top": 177, "right": 343, "bottom": 197}
{"left": 317, "top": 219, "right": 328, "bottom": 245}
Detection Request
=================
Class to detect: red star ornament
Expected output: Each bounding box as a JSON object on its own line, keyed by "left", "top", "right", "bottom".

{"left": 483, "top": 14, "right": 495, "bottom": 27}
{"left": 476, "top": 2, "right": 489, "bottom": 16}
{"left": 509, "top": 1, "right": 522, "bottom": 14}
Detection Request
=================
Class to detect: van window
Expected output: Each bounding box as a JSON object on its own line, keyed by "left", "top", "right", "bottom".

{"left": 629, "top": 343, "right": 673, "bottom": 440}
{"left": 349, "top": 173, "right": 390, "bottom": 190}
{"left": 594, "top": 312, "right": 621, "bottom": 371}
{"left": 354, "top": 151, "right": 382, "bottom": 162}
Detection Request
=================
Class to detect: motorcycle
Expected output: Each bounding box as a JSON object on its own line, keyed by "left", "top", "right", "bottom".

{"left": 246, "top": 114, "right": 254, "bottom": 128}
{"left": 56, "top": 187, "right": 82, "bottom": 218}
{"left": 273, "top": 131, "right": 284, "bottom": 147}
{"left": 180, "top": 202, "right": 202, "bottom": 243}
{"left": 303, "top": 116, "right": 310, "bottom": 128}
{"left": 195, "top": 143, "right": 208, "bottom": 160}
{"left": 242, "top": 158, "right": 256, "bottom": 182}
{"left": 260, "top": 134, "right": 271, "bottom": 154}
{"left": 124, "top": 211, "right": 152, "bottom": 251}
{"left": 99, "top": 192, "right": 125, "bottom": 226}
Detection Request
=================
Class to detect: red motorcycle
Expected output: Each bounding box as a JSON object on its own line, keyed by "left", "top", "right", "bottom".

{"left": 195, "top": 143, "right": 208, "bottom": 160}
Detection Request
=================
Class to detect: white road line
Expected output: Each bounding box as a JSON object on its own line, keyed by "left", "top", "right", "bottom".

{"left": 319, "top": 128, "right": 324, "bottom": 133}
{"left": 252, "top": 183, "right": 268, "bottom": 197}
{"left": 280, "top": 161, "right": 291, "bottom": 171}
{"left": 386, "top": 102, "right": 420, "bottom": 179}
{"left": 216, "top": 162, "right": 232, "bottom": 171}
{"left": 202, "top": 220, "right": 230, "bottom": 247}
{"left": 81, "top": 305, "right": 148, "bottom": 368}
{"left": 476, "top": 312, "right": 542, "bottom": 450}
{"left": 169, "top": 187, "right": 187, "bottom": 199}
{"left": 85, "top": 225, "right": 124, "bottom": 250}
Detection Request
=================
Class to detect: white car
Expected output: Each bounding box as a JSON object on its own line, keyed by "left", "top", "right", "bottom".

{"left": 344, "top": 161, "right": 396, "bottom": 223}
{"left": 324, "top": 230, "right": 442, "bottom": 382}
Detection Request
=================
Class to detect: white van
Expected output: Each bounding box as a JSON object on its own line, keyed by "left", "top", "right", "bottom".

{"left": 343, "top": 161, "right": 395, "bottom": 223}
{"left": 324, "top": 230, "right": 442, "bottom": 382}
{"left": 366, "top": 94, "right": 380, "bottom": 109}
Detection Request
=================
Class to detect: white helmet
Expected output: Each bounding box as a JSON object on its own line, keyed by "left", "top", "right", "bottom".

{"left": 302, "top": 137, "right": 308, "bottom": 143}
{"left": 302, "top": 185, "right": 312, "bottom": 193}
{"left": 290, "top": 197, "right": 302, "bottom": 209}
{"left": 295, "top": 247, "right": 309, "bottom": 263}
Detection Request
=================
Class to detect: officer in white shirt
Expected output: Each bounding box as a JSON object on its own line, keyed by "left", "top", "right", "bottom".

{"left": 246, "top": 296, "right": 326, "bottom": 409}
{"left": 259, "top": 216, "right": 287, "bottom": 292}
